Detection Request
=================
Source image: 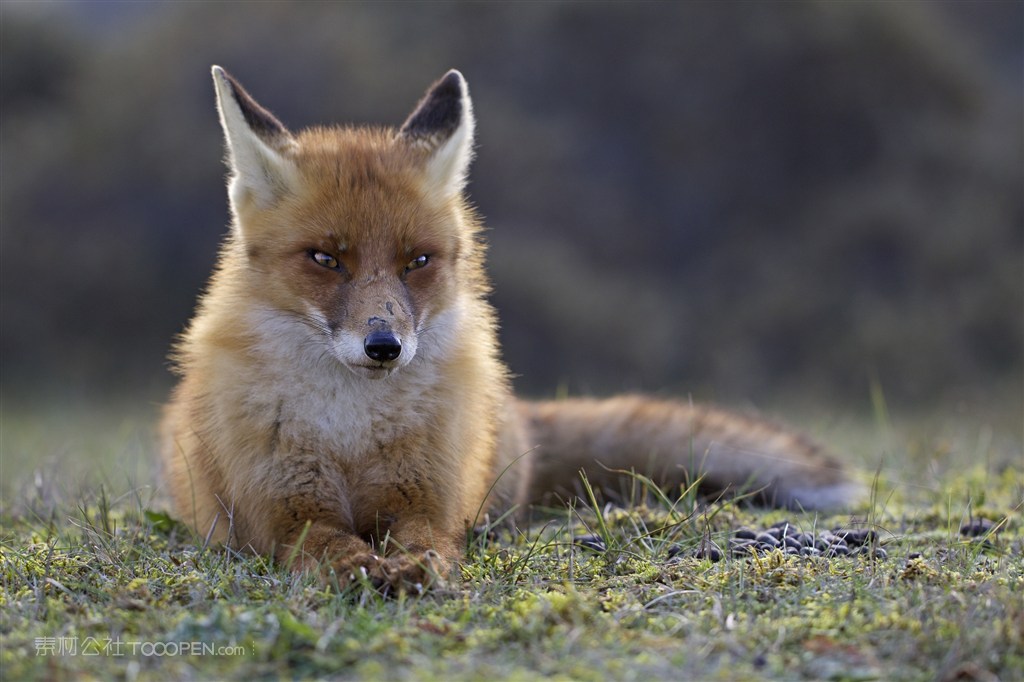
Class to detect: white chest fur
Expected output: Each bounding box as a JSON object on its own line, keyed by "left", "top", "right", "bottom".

{"left": 218, "top": 304, "right": 450, "bottom": 460}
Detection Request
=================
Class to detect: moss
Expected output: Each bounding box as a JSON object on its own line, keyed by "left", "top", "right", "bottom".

{"left": 2, "top": 427, "right": 1022, "bottom": 681}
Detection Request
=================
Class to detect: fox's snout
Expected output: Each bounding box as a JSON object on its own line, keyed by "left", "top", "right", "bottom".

{"left": 329, "top": 308, "right": 418, "bottom": 378}
{"left": 364, "top": 327, "right": 402, "bottom": 362}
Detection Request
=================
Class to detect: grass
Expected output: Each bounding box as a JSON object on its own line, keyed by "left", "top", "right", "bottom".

{"left": 1, "top": 403, "right": 1021, "bottom": 681}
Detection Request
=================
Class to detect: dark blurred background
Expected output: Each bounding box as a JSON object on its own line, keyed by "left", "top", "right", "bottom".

{"left": 2, "top": 1, "right": 1021, "bottom": 424}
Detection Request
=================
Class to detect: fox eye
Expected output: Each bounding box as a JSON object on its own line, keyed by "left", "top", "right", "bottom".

{"left": 311, "top": 250, "right": 340, "bottom": 269}
{"left": 405, "top": 254, "right": 429, "bottom": 272}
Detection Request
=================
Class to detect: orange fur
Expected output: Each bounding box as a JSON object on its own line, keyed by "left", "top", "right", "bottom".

{"left": 161, "top": 68, "right": 857, "bottom": 593}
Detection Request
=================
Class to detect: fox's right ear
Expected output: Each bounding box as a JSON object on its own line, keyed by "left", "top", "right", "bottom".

{"left": 211, "top": 66, "right": 297, "bottom": 212}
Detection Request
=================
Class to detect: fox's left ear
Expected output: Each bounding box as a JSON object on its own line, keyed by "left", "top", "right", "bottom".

{"left": 399, "top": 70, "right": 475, "bottom": 200}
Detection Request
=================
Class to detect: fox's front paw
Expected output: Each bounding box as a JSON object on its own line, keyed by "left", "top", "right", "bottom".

{"left": 325, "top": 550, "right": 450, "bottom": 595}
{"left": 324, "top": 552, "right": 384, "bottom": 589}
{"left": 377, "top": 550, "right": 449, "bottom": 594}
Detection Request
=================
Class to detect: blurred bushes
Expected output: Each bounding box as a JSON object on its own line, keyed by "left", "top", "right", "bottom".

{"left": 1, "top": 1, "right": 1020, "bottom": 411}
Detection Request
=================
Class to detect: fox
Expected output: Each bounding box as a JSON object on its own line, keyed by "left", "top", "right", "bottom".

{"left": 161, "top": 66, "right": 859, "bottom": 592}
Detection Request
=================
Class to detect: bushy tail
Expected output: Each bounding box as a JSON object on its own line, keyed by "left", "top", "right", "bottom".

{"left": 517, "top": 395, "right": 859, "bottom": 510}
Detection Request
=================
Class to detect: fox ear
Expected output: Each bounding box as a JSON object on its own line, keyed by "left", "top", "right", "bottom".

{"left": 399, "top": 70, "right": 475, "bottom": 200}
{"left": 211, "top": 66, "right": 297, "bottom": 211}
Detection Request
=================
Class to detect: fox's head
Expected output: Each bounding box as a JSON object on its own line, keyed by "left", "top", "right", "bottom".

{"left": 211, "top": 66, "right": 483, "bottom": 379}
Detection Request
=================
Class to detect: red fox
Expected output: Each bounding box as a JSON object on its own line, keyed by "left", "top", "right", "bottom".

{"left": 161, "top": 67, "right": 859, "bottom": 591}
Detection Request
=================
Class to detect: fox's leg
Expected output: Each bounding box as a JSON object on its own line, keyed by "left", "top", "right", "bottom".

{"left": 161, "top": 401, "right": 233, "bottom": 545}
{"left": 275, "top": 521, "right": 375, "bottom": 577}
{"left": 274, "top": 513, "right": 459, "bottom": 593}
{"left": 252, "top": 494, "right": 381, "bottom": 588}
{"left": 166, "top": 460, "right": 230, "bottom": 545}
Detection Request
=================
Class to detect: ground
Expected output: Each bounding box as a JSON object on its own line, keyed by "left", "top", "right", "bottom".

{"left": 1, "top": 403, "right": 1021, "bottom": 681}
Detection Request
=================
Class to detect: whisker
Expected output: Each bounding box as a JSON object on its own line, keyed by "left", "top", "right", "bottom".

{"left": 281, "top": 309, "right": 333, "bottom": 337}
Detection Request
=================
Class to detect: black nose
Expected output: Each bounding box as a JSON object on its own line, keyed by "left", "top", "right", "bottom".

{"left": 364, "top": 330, "right": 402, "bottom": 362}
